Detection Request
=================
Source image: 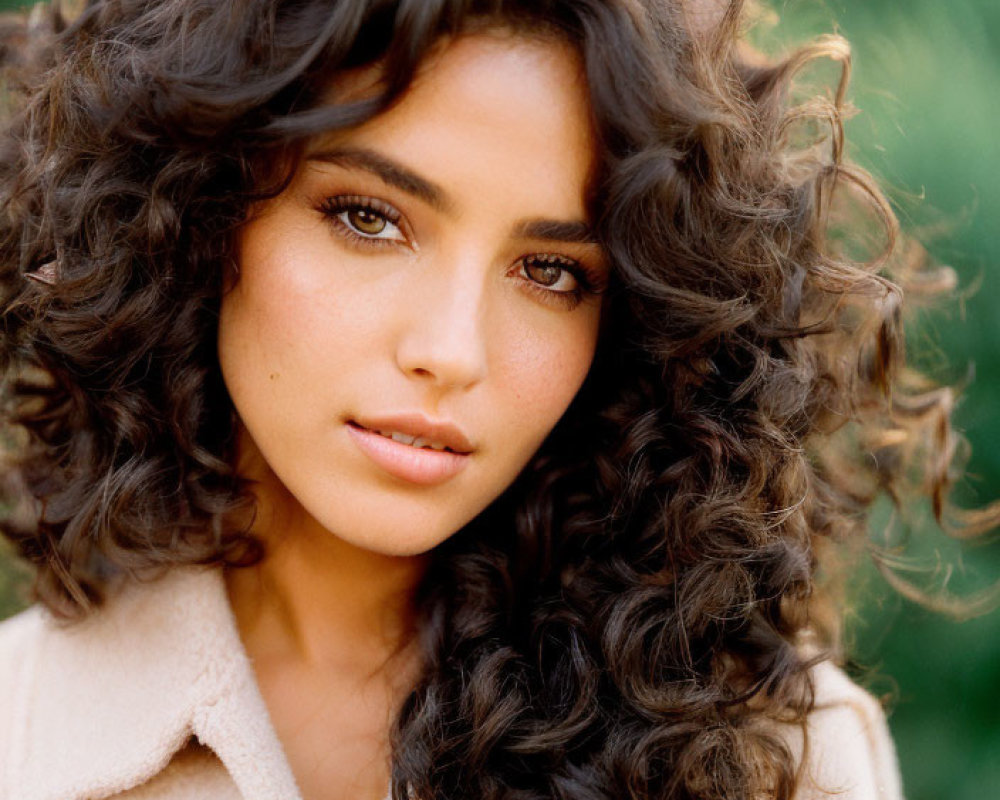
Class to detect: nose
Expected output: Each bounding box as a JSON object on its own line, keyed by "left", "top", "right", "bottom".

{"left": 394, "top": 262, "right": 489, "bottom": 391}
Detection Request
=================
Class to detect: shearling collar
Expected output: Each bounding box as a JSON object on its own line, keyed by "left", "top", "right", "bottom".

{"left": 2, "top": 566, "right": 904, "bottom": 800}
{"left": 6, "top": 567, "right": 303, "bottom": 800}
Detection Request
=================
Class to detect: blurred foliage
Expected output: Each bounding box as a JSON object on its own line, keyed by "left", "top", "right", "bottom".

{"left": 0, "top": 0, "right": 998, "bottom": 798}
{"left": 0, "top": 541, "right": 27, "bottom": 616}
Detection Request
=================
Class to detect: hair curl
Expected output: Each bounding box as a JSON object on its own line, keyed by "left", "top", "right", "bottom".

{"left": 0, "top": 1, "right": 981, "bottom": 798}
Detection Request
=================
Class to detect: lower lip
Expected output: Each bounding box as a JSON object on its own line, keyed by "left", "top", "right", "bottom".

{"left": 346, "top": 422, "right": 471, "bottom": 486}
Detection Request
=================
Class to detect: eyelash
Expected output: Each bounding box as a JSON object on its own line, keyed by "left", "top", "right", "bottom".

{"left": 319, "top": 195, "right": 406, "bottom": 249}
{"left": 517, "top": 254, "right": 605, "bottom": 310}
{"left": 318, "top": 195, "right": 607, "bottom": 309}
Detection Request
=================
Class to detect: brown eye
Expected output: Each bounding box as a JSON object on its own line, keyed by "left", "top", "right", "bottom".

{"left": 522, "top": 256, "right": 579, "bottom": 291}
{"left": 347, "top": 207, "right": 388, "bottom": 236}
{"left": 322, "top": 196, "right": 407, "bottom": 244}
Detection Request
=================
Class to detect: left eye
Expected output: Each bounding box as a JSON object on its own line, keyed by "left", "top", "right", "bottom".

{"left": 520, "top": 255, "right": 581, "bottom": 293}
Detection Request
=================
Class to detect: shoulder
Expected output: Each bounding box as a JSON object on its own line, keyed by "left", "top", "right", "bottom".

{"left": 0, "top": 600, "right": 45, "bottom": 669}
{"left": 0, "top": 603, "right": 48, "bottom": 705}
{"left": 785, "top": 660, "right": 904, "bottom": 800}
{"left": 0, "top": 568, "right": 252, "bottom": 800}
{"left": 0, "top": 604, "right": 48, "bottom": 788}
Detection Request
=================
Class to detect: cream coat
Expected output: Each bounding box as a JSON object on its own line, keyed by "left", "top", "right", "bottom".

{"left": 0, "top": 567, "right": 903, "bottom": 800}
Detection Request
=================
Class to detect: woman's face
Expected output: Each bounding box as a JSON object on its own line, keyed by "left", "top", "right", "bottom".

{"left": 218, "top": 31, "right": 607, "bottom": 556}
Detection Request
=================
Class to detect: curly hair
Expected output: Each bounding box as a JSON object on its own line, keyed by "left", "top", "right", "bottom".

{"left": 0, "top": 0, "right": 979, "bottom": 798}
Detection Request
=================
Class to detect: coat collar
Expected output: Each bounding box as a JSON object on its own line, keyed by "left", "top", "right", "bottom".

{"left": 11, "top": 567, "right": 303, "bottom": 800}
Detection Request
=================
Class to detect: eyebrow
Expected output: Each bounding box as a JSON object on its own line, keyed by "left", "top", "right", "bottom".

{"left": 307, "top": 146, "right": 449, "bottom": 211}
{"left": 513, "top": 218, "right": 596, "bottom": 244}
{"left": 305, "top": 146, "right": 599, "bottom": 245}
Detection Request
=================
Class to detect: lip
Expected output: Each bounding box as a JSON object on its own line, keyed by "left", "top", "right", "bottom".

{"left": 346, "top": 414, "right": 473, "bottom": 486}
{"left": 351, "top": 412, "right": 474, "bottom": 454}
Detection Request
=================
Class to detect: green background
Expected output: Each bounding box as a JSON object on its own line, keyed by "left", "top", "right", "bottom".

{"left": 1, "top": 1, "right": 997, "bottom": 797}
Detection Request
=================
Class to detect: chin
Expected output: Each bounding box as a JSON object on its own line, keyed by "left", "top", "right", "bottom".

{"left": 318, "top": 515, "right": 460, "bottom": 559}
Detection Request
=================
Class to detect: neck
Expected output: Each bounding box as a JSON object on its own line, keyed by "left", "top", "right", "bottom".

{"left": 225, "top": 452, "right": 429, "bottom": 679}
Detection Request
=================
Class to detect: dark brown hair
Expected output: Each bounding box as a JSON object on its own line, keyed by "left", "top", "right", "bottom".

{"left": 0, "top": 1, "right": 980, "bottom": 797}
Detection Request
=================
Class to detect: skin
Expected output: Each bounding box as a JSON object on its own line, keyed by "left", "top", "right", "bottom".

{"left": 219, "top": 31, "right": 606, "bottom": 800}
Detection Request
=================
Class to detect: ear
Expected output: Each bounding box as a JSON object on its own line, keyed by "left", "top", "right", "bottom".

{"left": 25, "top": 260, "right": 59, "bottom": 286}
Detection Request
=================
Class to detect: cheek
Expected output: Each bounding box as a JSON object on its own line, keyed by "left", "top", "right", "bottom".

{"left": 219, "top": 273, "right": 321, "bottom": 404}
{"left": 495, "top": 312, "right": 601, "bottom": 428}
{"left": 222, "top": 230, "right": 384, "bottom": 392}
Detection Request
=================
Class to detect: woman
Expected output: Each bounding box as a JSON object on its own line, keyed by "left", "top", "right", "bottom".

{"left": 0, "top": 0, "right": 959, "bottom": 797}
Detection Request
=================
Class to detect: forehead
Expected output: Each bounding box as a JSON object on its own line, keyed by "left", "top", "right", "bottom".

{"left": 310, "top": 30, "right": 599, "bottom": 211}
{"left": 331, "top": 23, "right": 580, "bottom": 101}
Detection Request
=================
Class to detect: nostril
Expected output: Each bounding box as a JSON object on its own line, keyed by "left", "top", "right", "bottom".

{"left": 394, "top": 324, "right": 489, "bottom": 390}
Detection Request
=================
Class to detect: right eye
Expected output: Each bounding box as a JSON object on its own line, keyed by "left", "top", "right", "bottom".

{"left": 320, "top": 195, "right": 408, "bottom": 245}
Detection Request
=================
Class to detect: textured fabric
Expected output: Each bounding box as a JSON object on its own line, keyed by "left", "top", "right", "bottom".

{"left": 0, "top": 568, "right": 303, "bottom": 800}
{"left": 0, "top": 566, "right": 903, "bottom": 799}
{"left": 790, "top": 660, "right": 904, "bottom": 799}
{"left": 118, "top": 742, "right": 245, "bottom": 800}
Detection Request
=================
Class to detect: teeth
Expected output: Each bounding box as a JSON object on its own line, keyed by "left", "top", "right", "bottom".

{"left": 412, "top": 436, "right": 448, "bottom": 451}
{"left": 376, "top": 429, "right": 449, "bottom": 451}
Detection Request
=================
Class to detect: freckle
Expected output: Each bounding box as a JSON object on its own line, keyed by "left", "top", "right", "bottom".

{"left": 269, "top": 373, "right": 279, "bottom": 380}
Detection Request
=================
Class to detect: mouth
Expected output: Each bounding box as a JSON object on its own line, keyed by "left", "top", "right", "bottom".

{"left": 353, "top": 424, "right": 462, "bottom": 453}
{"left": 346, "top": 420, "right": 472, "bottom": 485}
{"left": 349, "top": 412, "right": 474, "bottom": 455}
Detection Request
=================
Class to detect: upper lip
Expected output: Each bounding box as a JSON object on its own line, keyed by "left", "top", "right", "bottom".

{"left": 350, "top": 413, "right": 474, "bottom": 454}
